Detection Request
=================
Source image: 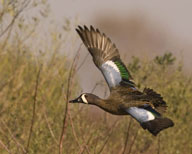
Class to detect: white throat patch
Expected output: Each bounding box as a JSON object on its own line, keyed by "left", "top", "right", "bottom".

{"left": 81, "top": 94, "right": 88, "bottom": 104}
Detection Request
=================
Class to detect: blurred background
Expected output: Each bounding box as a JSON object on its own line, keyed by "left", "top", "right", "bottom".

{"left": 0, "top": 0, "right": 192, "bottom": 153}
{"left": 50, "top": 0, "right": 192, "bottom": 93}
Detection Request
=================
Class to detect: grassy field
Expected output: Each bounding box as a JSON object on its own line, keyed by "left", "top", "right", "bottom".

{"left": 0, "top": 1, "right": 192, "bottom": 154}
{"left": 0, "top": 42, "right": 192, "bottom": 153}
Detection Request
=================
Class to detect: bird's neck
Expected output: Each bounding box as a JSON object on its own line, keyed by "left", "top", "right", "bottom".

{"left": 89, "top": 97, "right": 104, "bottom": 106}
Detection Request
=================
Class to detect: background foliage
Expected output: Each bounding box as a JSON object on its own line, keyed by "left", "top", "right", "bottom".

{"left": 0, "top": 1, "right": 192, "bottom": 154}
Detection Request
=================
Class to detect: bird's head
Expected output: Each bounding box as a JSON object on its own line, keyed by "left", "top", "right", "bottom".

{"left": 69, "top": 93, "right": 99, "bottom": 104}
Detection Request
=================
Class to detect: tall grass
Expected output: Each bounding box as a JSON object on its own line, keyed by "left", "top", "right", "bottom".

{"left": 0, "top": 39, "right": 79, "bottom": 153}
{"left": 0, "top": 40, "right": 192, "bottom": 154}
{"left": 0, "top": 1, "right": 192, "bottom": 153}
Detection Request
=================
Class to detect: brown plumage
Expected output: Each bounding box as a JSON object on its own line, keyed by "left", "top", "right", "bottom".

{"left": 70, "top": 25, "right": 174, "bottom": 136}
{"left": 109, "top": 86, "right": 167, "bottom": 113}
{"left": 76, "top": 25, "right": 120, "bottom": 68}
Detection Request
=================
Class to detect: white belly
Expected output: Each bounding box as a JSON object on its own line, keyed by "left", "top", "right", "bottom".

{"left": 126, "top": 107, "right": 155, "bottom": 123}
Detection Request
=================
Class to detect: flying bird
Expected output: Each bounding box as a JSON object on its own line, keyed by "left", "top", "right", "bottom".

{"left": 70, "top": 25, "right": 174, "bottom": 136}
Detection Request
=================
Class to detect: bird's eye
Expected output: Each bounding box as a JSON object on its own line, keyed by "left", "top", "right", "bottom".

{"left": 78, "top": 98, "right": 81, "bottom": 102}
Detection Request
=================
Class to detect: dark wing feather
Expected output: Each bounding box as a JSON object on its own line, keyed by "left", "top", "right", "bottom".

{"left": 76, "top": 25, "right": 120, "bottom": 67}
{"left": 142, "top": 88, "right": 167, "bottom": 112}
{"left": 76, "top": 25, "right": 134, "bottom": 89}
{"left": 111, "top": 86, "right": 167, "bottom": 112}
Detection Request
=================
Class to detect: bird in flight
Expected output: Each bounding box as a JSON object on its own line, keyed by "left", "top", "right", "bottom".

{"left": 70, "top": 25, "right": 174, "bottom": 136}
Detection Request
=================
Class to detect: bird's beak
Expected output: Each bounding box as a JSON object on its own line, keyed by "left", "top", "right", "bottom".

{"left": 69, "top": 99, "right": 77, "bottom": 103}
{"left": 69, "top": 97, "right": 80, "bottom": 103}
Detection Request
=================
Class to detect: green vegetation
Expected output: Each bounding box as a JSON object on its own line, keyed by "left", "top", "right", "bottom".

{"left": 0, "top": 1, "right": 192, "bottom": 154}
{"left": 0, "top": 38, "right": 79, "bottom": 154}
{"left": 127, "top": 53, "right": 192, "bottom": 154}
{"left": 1, "top": 42, "right": 192, "bottom": 153}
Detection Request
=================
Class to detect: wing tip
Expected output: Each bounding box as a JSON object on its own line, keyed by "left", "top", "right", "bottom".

{"left": 84, "top": 25, "right": 89, "bottom": 30}
{"left": 77, "top": 25, "right": 83, "bottom": 31}
{"left": 76, "top": 25, "right": 96, "bottom": 31}
{"left": 90, "top": 25, "right": 95, "bottom": 32}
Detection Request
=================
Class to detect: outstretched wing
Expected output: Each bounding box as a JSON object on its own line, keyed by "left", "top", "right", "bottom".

{"left": 76, "top": 25, "right": 135, "bottom": 90}
{"left": 110, "top": 86, "right": 167, "bottom": 113}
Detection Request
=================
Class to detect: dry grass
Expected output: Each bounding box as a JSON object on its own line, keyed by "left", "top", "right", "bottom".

{"left": 0, "top": 40, "right": 192, "bottom": 154}
{"left": 0, "top": 1, "right": 192, "bottom": 153}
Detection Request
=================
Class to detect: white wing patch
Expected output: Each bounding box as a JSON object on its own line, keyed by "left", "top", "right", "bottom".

{"left": 105, "top": 61, "right": 120, "bottom": 72}
{"left": 101, "top": 60, "right": 122, "bottom": 88}
{"left": 146, "top": 111, "right": 155, "bottom": 121}
{"left": 126, "top": 107, "right": 155, "bottom": 123}
{"left": 81, "top": 94, "right": 88, "bottom": 104}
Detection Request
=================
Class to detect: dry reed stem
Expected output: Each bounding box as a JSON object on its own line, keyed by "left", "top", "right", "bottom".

{"left": 0, "top": 0, "right": 31, "bottom": 38}
{"left": 127, "top": 127, "right": 139, "bottom": 154}
{"left": 97, "top": 120, "right": 119, "bottom": 154}
{"left": 79, "top": 126, "right": 99, "bottom": 154}
{"left": 76, "top": 52, "right": 89, "bottom": 72}
{"left": 0, "top": 138, "right": 12, "bottom": 154}
{"left": 68, "top": 110, "right": 81, "bottom": 148}
{"left": 157, "top": 134, "right": 160, "bottom": 154}
{"left": 43, "top": 111, "right": 59, "bottom": 145}
{"left": 59, "top": 45, "right": 81, "bottom": 154}
{"left": 93, "top": 130, "right": 100, "bottom": 154}
{"left": 1, "top": 120, "right": 26, "bottom": 153}
{"left": 78, "top": 133, "right": 93, "bottom": 154}
{"left": 122, "top": 118, "right": 132, "bottom": 154}
{"left": 26, "top": 64, "right": 42, "bottom": 153}
{"left": 90, "top": 81, "right": 105, "bottom": 94}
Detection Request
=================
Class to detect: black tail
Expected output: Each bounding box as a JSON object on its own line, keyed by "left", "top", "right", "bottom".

{"left": 141, "top": 117, "right": 174, "bottom": 136}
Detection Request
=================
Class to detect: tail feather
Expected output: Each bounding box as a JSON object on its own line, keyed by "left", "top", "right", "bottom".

{"left": 141, "top": 117, "right": 174, "bottom": 136}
